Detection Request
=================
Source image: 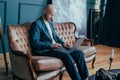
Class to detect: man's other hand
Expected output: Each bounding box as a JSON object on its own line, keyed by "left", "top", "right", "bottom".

{"left": 51, "top": 43, "right": 62, "bottom": 48}
{"left": 63, "top": 43, "right": 70, "bottom": 48}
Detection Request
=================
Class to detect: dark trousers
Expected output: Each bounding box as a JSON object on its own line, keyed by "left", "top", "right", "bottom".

{"left": 40, "top": 48, "right": 89, "bottom": 80}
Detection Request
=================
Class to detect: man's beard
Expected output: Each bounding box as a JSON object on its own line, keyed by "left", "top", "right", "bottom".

{"left": 43, "top": 14, "right": 47, "bottom": 20}
{"left": 44, "top": 14, "right": 52, "bottom": 21}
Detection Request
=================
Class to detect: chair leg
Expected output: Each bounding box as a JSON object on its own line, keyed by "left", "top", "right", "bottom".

{"left": 59, "top": 71, "right": 64, "bottom": 80}
{"left": 92, "top": 56, "right": 96, "bottom": 69}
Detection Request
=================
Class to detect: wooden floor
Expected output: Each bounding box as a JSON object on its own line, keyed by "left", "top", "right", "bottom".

{"left": 0, "top": 44, "right": 120, "bottom": 80}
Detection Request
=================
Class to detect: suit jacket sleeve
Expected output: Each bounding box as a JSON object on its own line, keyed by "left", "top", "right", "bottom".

{"left": 29, "top": 22, "right": 51, "bottom": 50}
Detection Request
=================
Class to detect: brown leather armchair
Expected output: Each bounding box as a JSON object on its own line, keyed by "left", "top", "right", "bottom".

{"left": 7, "top": 22, "right": 96, "bottom": 80}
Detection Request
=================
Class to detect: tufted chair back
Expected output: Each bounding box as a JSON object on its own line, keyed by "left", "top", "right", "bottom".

{"left": 54, "top": 22, "right": 76, "bottom": 47}
{"left": 8, "top": 22, "right": 76, "bottom": 55}
{"left": 8, "top": 23, "right": 32, "bottom": 55}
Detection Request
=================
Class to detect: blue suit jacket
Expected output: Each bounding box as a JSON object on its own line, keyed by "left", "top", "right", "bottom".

{"left": 29, "top": 17, "right": 64, "bottom": 54}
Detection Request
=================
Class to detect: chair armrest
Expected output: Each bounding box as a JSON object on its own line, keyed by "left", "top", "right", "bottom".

{"left": 10, "top": 50, "right": 37, "bottom": 80}
{"left": 76, "top": 38, "right": 94, "bottom": 46}
{"left": 11, "top": 50, "right": 29, "bottom": 58}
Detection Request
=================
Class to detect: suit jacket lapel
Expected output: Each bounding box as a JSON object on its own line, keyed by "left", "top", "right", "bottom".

{"left": 41, "top": 20, "right": 52, "bottom": 41}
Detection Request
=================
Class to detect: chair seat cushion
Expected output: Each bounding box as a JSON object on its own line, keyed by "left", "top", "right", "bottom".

{"left": 37, "top": 69, "right": 60, "bottom": 80}
{"left": 78, "top": 46, "right": 96, "bottom": 58}
{"left": 32, "top": 56, "right": 63, "bottom": 71}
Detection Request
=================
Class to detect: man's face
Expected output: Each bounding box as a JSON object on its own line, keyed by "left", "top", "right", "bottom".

{"left": 44, "top": 9, "right": 54, "bottom": 21}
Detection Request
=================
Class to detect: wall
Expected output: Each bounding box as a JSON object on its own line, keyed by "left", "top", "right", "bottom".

{"left": 1, "top": 0, "right": 104, "bottom": 52}
{"left": 52, "top": 0, "right": 87, "bottom": 37}
{"left": 0, "top": 0, "right": 50, "bottom": 53}
{"left": 52, "top": 0, "right": 107, "bottom": 39}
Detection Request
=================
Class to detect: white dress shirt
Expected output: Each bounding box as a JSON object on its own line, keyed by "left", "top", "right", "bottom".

{"left": 43, "top": 18, "right": 56, "bottom": 43}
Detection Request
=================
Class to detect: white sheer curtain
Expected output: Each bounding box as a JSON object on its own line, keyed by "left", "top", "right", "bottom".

{"left": 52, "top": 0, "right": 87, "bottom": 36}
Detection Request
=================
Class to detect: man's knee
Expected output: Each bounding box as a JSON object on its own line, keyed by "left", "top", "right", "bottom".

{"left": 74, "top": 49, "right": 84, "bottom": 55}
{"left": 62, "top": 54, "right": 73, "bottom": 62}
{"left": 71, "top": 50, "right": 84, "bottom": 60}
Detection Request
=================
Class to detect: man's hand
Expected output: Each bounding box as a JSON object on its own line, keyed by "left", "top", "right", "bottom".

{"left": 51, "top": 43, "right": 62, "bottom": 48}
{"left": 63, "top": 43, "right": 70, "bottom": 48}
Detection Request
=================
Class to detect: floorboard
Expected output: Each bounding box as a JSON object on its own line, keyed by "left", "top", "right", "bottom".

{"left": 0, "top": 44, "right": 120, "bottom": 80}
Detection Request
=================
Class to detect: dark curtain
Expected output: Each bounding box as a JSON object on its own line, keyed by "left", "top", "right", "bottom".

{"left": 101, "top": 0, "right": 120, "bottom": 47}
{"left": 47, "top": 0, "right": 52, "bottom": 4}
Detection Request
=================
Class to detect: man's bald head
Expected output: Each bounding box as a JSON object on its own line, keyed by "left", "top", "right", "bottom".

{"left": 45, "top": 4, "right": 54, "bottom": 11}
{"left": 43, "top": 4, "right": 55, "bottom": 21}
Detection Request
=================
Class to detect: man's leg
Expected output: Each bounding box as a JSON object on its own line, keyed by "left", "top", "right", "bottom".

{"left": 69, "top": 49, "right": 89, "bottom": 80}
{"left": 44, "top": 50, "right": 81, "bottom": 80}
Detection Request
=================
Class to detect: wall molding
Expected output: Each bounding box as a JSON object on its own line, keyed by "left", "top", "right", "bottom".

{"left": 18, "top": 2, "right": 45, "bottom": 24}
{"left": 0, "top": 1, "right": 7, "bottom": 34}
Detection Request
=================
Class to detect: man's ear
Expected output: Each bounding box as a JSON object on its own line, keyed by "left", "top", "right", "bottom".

{"left": 43, "top": 9, "right": 46, "bottom": 14}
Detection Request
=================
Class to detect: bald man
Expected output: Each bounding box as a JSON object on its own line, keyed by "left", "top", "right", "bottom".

{"left": 29, "top": 4, "right": 89, "bottom": 80}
